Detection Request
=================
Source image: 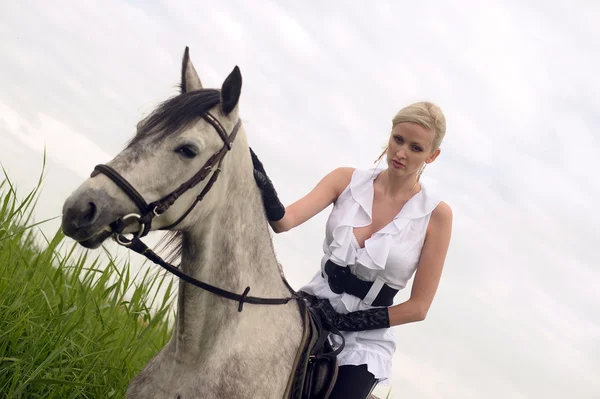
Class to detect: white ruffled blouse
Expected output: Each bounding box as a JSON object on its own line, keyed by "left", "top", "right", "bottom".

{"left": 299, "top": 167, "right": 441, "bottom": 381}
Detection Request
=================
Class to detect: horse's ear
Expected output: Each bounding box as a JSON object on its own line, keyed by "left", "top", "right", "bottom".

{"left": 180, "top": 46, "right": 203, "bottom": 93}
{"left": 221, "top": 66, "right": 242, "bottom": 115}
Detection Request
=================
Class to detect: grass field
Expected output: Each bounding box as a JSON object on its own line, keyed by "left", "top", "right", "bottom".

{"left": 0, "top": 168, "right": 176, "bottom": 398}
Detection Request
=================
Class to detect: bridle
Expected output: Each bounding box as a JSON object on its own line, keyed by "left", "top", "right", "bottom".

{"left": 92, "top": 112, "right": 238, "bottom": 241}
{"left": 90, "top": 111, "right": 297, "bottom": 311}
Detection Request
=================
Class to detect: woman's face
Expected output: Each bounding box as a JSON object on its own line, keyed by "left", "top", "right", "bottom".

{"left": 386, "top": 122, "right": 440, "bottom": 177}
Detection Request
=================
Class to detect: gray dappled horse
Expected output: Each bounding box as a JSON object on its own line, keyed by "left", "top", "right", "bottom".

{"left": 61, "top": 48, "right": 310, "bottom": 398}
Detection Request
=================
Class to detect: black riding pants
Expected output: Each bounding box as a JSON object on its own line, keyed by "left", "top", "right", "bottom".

{"left": 329, "top": 364, "right": 378, "bottom": 399}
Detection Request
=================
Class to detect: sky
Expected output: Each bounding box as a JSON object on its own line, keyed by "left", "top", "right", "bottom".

{"left": 1, "top": 1, "right": 599, "bottom": 398}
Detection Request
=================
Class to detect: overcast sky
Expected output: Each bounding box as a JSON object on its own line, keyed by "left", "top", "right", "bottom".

{"left": 1, "top": 1, "right": 599, "bottom": 398}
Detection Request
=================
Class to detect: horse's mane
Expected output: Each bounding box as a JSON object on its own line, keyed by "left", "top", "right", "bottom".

{"left": 155, "top": 230, "right": 183, "bottom": 266}
{"left": 127, "top": 89, "right": 221, "bottom": 148}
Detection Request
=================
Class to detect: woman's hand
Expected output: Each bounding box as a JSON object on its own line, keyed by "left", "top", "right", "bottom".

{"left": 250, "top": 147, "right": 286, "bottom": 222}
{"left": 306, "top": 294, "right": 391, "bottom": 332}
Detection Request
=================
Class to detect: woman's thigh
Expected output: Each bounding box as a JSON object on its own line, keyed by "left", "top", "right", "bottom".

{"left": 328, "top": 364, "right": 378, "bottom": 399}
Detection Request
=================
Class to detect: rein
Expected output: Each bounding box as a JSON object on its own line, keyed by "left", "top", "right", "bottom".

{"left": 91, "top": 111, "right": 297, "bottom": 311}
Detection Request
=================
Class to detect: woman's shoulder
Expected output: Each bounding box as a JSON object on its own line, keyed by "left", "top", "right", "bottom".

{"left": 432, "top": 201, "right": 452, "bottom": 220}
{"left": 321, "top": 167, "right": 387, "bottom": 204}
{"left": 328, "top": 166, "right": 356, "bottom": 179}
{"left": 428, "top": 200, "right": 453, "bottom": 234}
{"left": 322, "top": 167, "right": 355, "bottom": 198}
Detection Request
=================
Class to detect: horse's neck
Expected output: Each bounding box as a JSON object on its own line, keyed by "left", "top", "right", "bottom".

{"left": 172, "top": 175, "right": 292, "bottom": 357}
{"left": 180, "top": 211, "right": 289, "bottom": 298}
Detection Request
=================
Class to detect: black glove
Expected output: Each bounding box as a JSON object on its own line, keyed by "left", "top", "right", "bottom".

{"left": 250, "top": 147, "right": 286, "bottom": 222}
{"left": 303, "top": 292, "right": 390, "bottom": 332}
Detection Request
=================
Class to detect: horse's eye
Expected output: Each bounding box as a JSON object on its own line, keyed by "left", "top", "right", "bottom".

{"left": 175, "top": 144, "right": 199, "bottom": 159}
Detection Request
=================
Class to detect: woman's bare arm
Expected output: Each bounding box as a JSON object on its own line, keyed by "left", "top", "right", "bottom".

{"left": 270, "top": 167, "right": 355, "bottom": 233}
{"left": 387, "top": 201, "right": 453, "bottom": 326}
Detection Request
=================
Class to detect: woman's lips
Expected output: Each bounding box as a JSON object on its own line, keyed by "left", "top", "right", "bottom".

{"left": 392, "top": 159, "right": 405, "bottom": 169}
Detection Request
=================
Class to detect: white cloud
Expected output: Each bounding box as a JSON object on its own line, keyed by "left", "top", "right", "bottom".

{"left": 0, "top": 103, "right": 111, "bottom": 179}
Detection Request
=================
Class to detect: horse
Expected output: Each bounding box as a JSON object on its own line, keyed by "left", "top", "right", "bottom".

{"left": 60, "top": 47, "right": 322, "bottom": 398}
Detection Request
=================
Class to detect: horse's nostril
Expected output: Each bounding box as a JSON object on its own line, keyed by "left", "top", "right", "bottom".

{"left": 61, "top": 190, "right": 109, "bottom": 238}
{"left": 83, "top": 202, "right": 97, "bottom": 224}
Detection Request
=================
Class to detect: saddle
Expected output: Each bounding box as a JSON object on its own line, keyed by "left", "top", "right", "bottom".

{"left": 283, "top": 292, "right": 345, "bottom": 399}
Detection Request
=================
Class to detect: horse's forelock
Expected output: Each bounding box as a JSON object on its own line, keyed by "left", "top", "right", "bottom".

{"left": 126, "top": 89, "right": 222, "bottom": 148}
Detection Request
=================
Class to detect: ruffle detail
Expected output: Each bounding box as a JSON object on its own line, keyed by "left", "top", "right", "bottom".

{"left": 325, "top": 169, "right": 374, "bottom": 266}
{"left": 335, "top": 347, "right": 393, "bottom": 381}
{"left": 327, "top": 202, "right": 365, "bottom": 266}
{"left": 326, "top": 168, "right": 440, "bottom": 272}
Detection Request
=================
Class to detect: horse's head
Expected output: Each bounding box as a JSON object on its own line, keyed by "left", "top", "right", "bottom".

{"left": 61, "top": 47, "right": 247, "bottom": 249}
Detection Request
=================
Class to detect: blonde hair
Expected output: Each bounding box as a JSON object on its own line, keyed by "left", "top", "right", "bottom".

{"left": 375, "top": 101, "right": 446, "bottom": 163}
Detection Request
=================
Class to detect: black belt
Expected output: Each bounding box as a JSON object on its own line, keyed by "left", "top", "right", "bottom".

{"left": 323, "top": 260, "right": 398, "bottom": 307}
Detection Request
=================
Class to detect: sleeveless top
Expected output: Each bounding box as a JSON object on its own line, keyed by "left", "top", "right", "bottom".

{"left": 299, "top": 167, "right": 442, "bottom": 381}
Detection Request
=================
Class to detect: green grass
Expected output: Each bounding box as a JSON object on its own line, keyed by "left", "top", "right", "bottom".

{"left": 0, "top": 165, "right": 176, "bottom": 398}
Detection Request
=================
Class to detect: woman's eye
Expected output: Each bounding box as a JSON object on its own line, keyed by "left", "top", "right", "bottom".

{"left": 394, "top": 136, "right": 403, "bottom": 144}
{"left": 412, "top": 145, "right": 423, "bottom": 152}
{"left": 175, "top": 145, "right": 199, "bottom": 158}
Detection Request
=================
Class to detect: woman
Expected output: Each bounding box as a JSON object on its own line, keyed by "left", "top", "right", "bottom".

{"left": 251, "top": 101, "right": 453, "bottom": 398}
